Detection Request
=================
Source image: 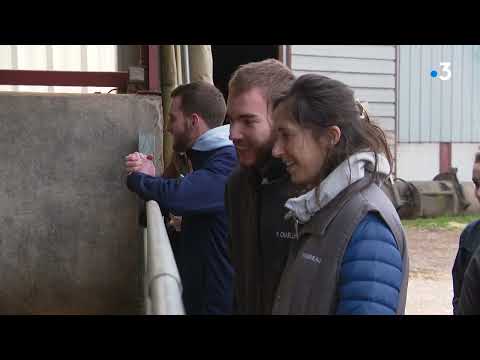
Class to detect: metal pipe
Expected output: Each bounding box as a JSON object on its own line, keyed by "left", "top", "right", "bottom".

{"left": 145, "top": 200, "right": 185, "bottom": 315}
{"left": 159, "top": 45, "right": 179, "bottom": 166}
{"left": 143, "top": 228, "right": 152, "bottom": 315}
{"left": 181, "top": 45, "right": 190, "bottom": 84}
{"left": 188, "top": 45, "right": 213, "bottom": 84}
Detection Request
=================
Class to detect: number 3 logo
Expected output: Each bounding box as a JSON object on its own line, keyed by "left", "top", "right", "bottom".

{"left": 439, "top": 62, "right": 452, "bottom": 81}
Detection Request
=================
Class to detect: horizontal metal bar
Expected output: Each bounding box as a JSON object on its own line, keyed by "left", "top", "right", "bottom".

{"left": 0, "top": 69, "right": 129, "bottom": 91}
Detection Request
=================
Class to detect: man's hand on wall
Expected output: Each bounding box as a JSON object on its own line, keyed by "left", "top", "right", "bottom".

{"left": 125, "top": 152, "right": 156, "bottom": 176}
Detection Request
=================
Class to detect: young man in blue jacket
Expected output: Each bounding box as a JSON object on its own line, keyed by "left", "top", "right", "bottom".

{"left": 125, "top": 81, "right": 237, "bottom": 314}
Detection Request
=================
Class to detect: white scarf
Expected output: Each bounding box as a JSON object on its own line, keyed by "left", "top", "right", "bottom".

{"left": 284, "top": 152, "right": 391, "bottom": 224}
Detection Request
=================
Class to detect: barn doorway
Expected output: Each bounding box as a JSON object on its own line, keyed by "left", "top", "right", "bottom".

{"left": 212, "top": 45, "right": 280, "bottom": 117}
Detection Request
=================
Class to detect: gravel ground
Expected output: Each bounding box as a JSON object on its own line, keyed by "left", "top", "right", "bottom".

{"left": 404, "top": 227, "right": 462, "bottom": 315}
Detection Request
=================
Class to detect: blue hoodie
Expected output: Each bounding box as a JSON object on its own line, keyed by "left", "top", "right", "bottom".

{"left": 127, "top": 125, "right": 237, "bottom": 314}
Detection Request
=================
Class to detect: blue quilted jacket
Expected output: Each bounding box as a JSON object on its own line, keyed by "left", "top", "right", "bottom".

{"left": 336, "top": 212, "right": 403, "bottom": 315}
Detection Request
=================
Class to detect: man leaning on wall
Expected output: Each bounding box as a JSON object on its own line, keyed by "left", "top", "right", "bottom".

{"left": 125, "top": 81, "right": 237, "bottom": 314}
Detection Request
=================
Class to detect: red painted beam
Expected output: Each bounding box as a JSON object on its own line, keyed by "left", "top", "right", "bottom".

{"left": 439, "top": 142, "right": 452, "bottom": 173}
{"left": 148, "top": 45, "right": 160, "bottom": 92}
{"left": 0, "top": 70, "right": 129, "bottom": 92}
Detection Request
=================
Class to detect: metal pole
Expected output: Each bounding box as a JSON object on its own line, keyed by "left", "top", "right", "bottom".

{"left": 145, "top": 200, "right": 185, "bottom": 315}
{"left": 144, "top": 228, "right": 152, "bottom": 315}
{"left": 181, "top": 45, "right": 190, "bottom": 84}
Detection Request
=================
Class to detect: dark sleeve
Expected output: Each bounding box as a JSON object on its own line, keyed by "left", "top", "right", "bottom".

{"left": 457, "top": 247, "right": 480, "bottom": 315}
{"left": 126, "top": 166, "right": 227, "bottom": 216}
{"left": 336, "top": 213, "right": 403, "bottom": 315}
{"left": 452, "top": 228, "right": 471, "bottom": 314}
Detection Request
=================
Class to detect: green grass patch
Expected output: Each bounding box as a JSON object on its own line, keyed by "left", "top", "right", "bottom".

{"left": 402, "top": 215, "right": 479, "bottom": 231}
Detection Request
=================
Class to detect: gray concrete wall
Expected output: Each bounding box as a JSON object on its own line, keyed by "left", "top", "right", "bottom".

{"left": 0, "top": 92, "right": 163, "bottom": 314}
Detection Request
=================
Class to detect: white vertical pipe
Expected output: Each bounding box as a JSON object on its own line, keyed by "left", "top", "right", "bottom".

{"left": 143, "top": 228, "right": 152, "bottom": 315}
{"left": 145, "top": 200, "right": 185, "bottom": 315}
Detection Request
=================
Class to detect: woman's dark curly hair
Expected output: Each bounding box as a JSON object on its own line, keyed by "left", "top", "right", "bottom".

{"left": 274, "top": 73, "right": 393, "bottom": 183}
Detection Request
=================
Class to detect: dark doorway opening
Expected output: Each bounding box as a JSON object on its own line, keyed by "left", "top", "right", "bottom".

{"left": 212, "top": 45, "right": 280, "bottom": 108}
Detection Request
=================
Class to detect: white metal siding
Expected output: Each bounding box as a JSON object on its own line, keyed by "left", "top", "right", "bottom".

{"left": 398, "top": 45, "right": 480, "bottom": 143}
{"left": 0, "top": 45, "right": 117, "bottom": 94}
{"left": 452, "top": 144, "right": 480, "bottom": 181}
{"left": 396, "top": 143, "right": 440, "bottom": 181}
{"left": 397, "top": 142, "right": 480, "bottom": 182}
{"left": 291, "top": 45, "right": 397, "bottom": 157}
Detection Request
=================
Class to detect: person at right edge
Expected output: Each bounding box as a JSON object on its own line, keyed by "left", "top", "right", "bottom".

{"left": 225, "top": 59, "right": 299, "bottom": 314}
{"left": 453, "top": 152, "right": 480, "bottom": 315}
{"left": 270, "top": 74, "right": 409, "bottom": 314}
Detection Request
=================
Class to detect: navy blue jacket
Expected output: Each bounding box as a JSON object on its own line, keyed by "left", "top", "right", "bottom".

{"left": 127, "top": 140, "right": 237, "bottom": 314}
{"left": 336, "top": 212, "right": 403, "bottom": 315}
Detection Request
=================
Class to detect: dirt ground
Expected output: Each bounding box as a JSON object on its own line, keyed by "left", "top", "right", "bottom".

{"left": 404, "top": 227, "right": 462, "bottom": 315}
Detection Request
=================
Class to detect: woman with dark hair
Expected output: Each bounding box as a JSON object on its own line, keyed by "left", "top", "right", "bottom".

{"left": 270, "top": 74, "right": 409, "bottom": 315}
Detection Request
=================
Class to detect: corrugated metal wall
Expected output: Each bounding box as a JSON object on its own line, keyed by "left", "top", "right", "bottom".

{"left": 398, "top": 45, "right": 480, "bottom": 143}
{"left": 0, "top": 45, "right": 117, "bottom": 93}
{"left": 291, "top": 45, "right": 397, "bottom": 149}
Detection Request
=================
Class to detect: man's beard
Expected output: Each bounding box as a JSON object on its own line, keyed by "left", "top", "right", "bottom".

{"left": 172, "top": 126, "right": 193, "bottom": 153}
{"left": 253, "top": 140, "right": 275, "bottom": 169}
{"left": 173, "top": 137, "right": 189, "bottom": 153}
{"left": 237, "top": 135, "right": 275, "bottom": 170}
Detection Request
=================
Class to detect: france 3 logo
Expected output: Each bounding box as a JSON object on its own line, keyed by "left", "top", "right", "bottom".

{"left": 430, "top": 62, "right": 452, "bottom": 80}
